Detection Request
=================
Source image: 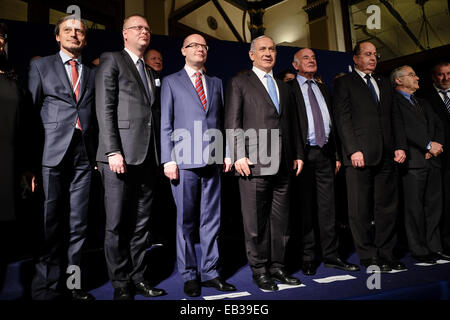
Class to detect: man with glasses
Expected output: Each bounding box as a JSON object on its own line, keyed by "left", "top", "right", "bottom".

{"left": 28, "top": 15, "right": 97, "bottom": 300}
{"left": 391, "top": 65, "right": 448, "bottom": 264}
{"left": 333, "top": 41, "right": 408, "bottom": 271}
{"left": 96, "top": 14, "right": 166, "bottom": 300}
{"left": 161, "top": 33, "right": 236, "bottom": 297}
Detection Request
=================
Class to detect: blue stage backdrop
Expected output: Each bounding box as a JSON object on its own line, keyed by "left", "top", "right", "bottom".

{"left": 5, "top": 20, "right": 352, "bottom": 90}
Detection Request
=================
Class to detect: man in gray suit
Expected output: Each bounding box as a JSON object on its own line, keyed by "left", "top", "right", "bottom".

{"left": 96, "top": 14, "right": 165, "bottom": 300}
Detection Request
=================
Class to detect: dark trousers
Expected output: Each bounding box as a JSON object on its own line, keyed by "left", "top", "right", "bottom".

{"left": 402, "top": 165, "right": 442, "bottom": 256}
{"left": 345, "top": 156, "right": 399, "bottom": 261}
{"left": 98, "top": 159, "right": 156, "bottom": 289}
{"left": 239, "top": 173, "right": 290, "bottom": 275}
{"left": 298, "top": 146, "right": 338, "bottom": 261}
{"left": 32, "top": 130, "right": 91, "bottom": 299}
{"left": 171, "top": 165, "right": 221, "bottom": 281}
{"left": 441, "top": 167, "right": 450, "bottom": 251}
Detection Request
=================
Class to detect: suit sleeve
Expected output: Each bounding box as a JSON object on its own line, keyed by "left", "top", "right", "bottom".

{"left": 390, "top": 86, "right": 408, "bottom": 151}
{"left": 333, "top": 77, "right": 361, "bottom": 159}
{"left": 288, "top": 86, "right": 304, "bottom": 161}
{"left": 95, "top": 52, "right": 121, "bottom": 155}
{"left": 224, "top": 77, "right": 245, "bottom": 162}
{"left": 160, "top": 76, "right": 175, "bottom": 164}
{"left": 424, "top": 99, "right": 445, "bottom": 146}
{"left": 28, "top": 61, "right": 43, "bottom": 110}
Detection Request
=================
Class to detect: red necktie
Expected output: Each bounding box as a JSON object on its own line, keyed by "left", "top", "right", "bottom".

{"left": 69, "top": 59, "right": 82, "bottom": 130}
{"left": 195, "top": 72, "right": 207, "bottom": 111}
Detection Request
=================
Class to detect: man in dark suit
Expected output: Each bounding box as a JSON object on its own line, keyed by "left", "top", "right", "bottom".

{"left": 290, "top": 48, "right": 359, "bottom": 275}
{"left": 225, "top": 35, "right": 304, "bottom": 291}
{"left": 391, "top": 65, "right": 449, "bottom": 263}
{"left": 333, "top": 41, "right": 408, "bottom": 271}
{"left": 95, "top": 14, "right": 166, "bottom": 300}
{"left": 418, "top": 61, "right": 450, "bottom": 256}
{"left": 28, "top": 15, "right": 96, "bottom": 300}
{"left": 161, "top": 34, "right": 236, "bottom": 297}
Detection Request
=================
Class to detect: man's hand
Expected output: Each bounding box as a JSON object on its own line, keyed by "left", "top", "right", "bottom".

{"left": 425, "top": 152, "right": 433, "bottom": 160}
{"left": 429, "top": 142, "right": 443, "bottom": 157}
{"left": 223, "top": 158, "right": 233, "bottom": 172}
{"left": 22, "top": 171, "right": 36, "bottom": 193}
{"left": 351, "top": 151, "right": 365, "bottom": 168}
{"left": 164, "top": 163, "right": 179, "bottom": 180}
{"left": 335, "top": 161, "right": 341, "bottom": 175}
{"left": 394, "top": 149, "right": 406, "bottom": 163}
{"left": 234, "top": 157, "right": 253, "bottom": 176}
{"left": 293, "top": 159, "right": 304, "bottom": 176}
{"left": 108, "top": 154, "right": 127, "bottom": 174}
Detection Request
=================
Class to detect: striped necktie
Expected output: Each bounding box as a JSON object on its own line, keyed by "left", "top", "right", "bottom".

{"left": 195, "top": 72, "right": 207, "bottom": 111}
{"left": 439, "top": 90, "right": 450, "bottom": 114}
{"left": 69, "top": 59, "right": 82, "bottom": 130}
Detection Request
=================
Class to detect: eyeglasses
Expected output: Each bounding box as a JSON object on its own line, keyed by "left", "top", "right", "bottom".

{"left": 184, "top": 42, "right": 209, "bottom": 51}
{"left": 399, "top": 72, "right": 418, "bottom": 78}
{"left": 359, "top": 52, "right": 381, "bottom": 59}
{"left": 125, "top": 25, "right": 152, "bottom": 34}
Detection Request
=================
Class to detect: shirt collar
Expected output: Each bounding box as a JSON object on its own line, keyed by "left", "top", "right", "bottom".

{"left": 124, "top": 47, "right": 143, "bottom": 65}
{"left": 59, "top": 50, "right": 82, "bottom": 65}
{"left": 296, "top": 74, "right": 315, "bottom": 86}
{"left": 396, "top": 89, "right": 412, "bottom": 101}
{"left": 355, "top": 67, "right": 372, "bottom": 79}
{"left": 184, "top": 64, "right": 204, "bottom": 78}
{"left": 433, "top": 84, "right": 449, "bottom": 94}
{"left": 252, "top": 66, "right": 274, "bottom": 81}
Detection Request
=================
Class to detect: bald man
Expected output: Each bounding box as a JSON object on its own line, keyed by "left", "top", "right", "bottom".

{"left": 290, "top": 48, "right": 359, "bottom": 275}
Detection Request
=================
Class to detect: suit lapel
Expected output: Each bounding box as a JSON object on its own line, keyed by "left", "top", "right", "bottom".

{"left": 77, "top": 64, "right": 90, "bottom": 104}
{"left": 120, "top": 50, "right": 151, "bottom": 106}
{"left": 180, "top": 69, "right": 204, "bottom": 109}
{"left": 351, "top": 71, "right": 379, "bottom": 109}
{"left": 397, "top": 92, "right": 426, "bottom": 123}
{"left": 248, "top": 71, "right": 278, "bottom": 114}
{"left": 205, "top": 75, "right": 214, "bottom": 114}
{"left": 292, "top": 79, "right": 309, "bottom": 136}
{"left": 54, "top": 54, "right": 75, "bottom": 103}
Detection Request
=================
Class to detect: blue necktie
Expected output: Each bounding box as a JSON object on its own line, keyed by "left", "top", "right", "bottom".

{"left": 364, "top": 74, "right": 379, "bottom": 104}
{"left": 307, "top": 80, "right": 326, "bottom": 147}
{"left": 265, "top": 74, "right": 279, "bottom": 113}
{"left": 137, "top": 59, "right": 152, "bottom": 102}
{"left": 440, "top": 90, "right": 450, "bottom": 114}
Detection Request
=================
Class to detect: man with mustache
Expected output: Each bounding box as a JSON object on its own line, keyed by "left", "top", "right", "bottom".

{"left": 96, "top": 14, "right": 166, "bottom": 300}
{"left": 290, "top": 48, "right": 359, "bottom": 275}
{"left": 333, "top": 41, "right": 408, "bottom": 271}
{"left": 391, "top": 65, "right": 448, "bottom": 263}
{"left": 225, "top": 35, "right": 304, "bottom": 291}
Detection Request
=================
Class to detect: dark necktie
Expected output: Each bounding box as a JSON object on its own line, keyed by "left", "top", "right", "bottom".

{"left": 195, "top": 72, "right": 207, "bottom": 111}
{"left": 307, "top": 80, "right": 326, "bottom": 147}
{"left": 410, "top": 94, "right": 424, "bottom": 114}
{"left": 69, "top": 59, "right": 82, "bottom": 130}
{"left": 364, "top": 74, "right": 379, "bottom": 104}
{"left": 137, "top": 59, "right": 152, "bottom": 102}
{"left": 439, "top": 90, "right": 450, "bottom": 114}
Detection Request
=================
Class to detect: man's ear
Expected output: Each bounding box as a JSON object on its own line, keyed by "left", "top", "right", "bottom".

{"left": 249, "top": 50, "right": 254, "bottom": 62}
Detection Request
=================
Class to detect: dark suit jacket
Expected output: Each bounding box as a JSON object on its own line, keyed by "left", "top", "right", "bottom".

{"left": 418, "top": 87, "right": 450, "bottom": 169}
{"left": 95, "top": 50, "right": 158, "bottom": 165}
{"left": 289, "top": 78, "right": 340, "bottom": 161}
{"left": 394, "top": 91, "right": 444, "bottom": 169}
{"left": 333, "top": 71, "right": 407, "bottom": 167}
{"left": 225, "top": 69, "right": 303, "bottom": 176}
{"left": 28, "top": 53, "right": 97, "bottom": 167}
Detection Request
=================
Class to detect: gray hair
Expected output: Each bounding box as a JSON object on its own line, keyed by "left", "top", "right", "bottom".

{"left": 54, "top": 14, "right": 88, "bottom": 36}
{"left": 390, "top": 65, "right": 411, "bottom": 87}
{"left": 250, "top": 35, "right": 275, "bottom": 52}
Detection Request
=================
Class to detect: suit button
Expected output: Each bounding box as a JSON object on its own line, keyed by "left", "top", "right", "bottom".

{"left": 147, "top": 122, "right": 151, "bottom": 127}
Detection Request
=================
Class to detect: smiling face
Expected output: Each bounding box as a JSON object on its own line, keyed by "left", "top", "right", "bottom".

{"left": 145, "top": 49, "right": 163, "bottom": 72}
{"left": 123, "top": 16, "right": 151, "bottom": 57}
{"left": 292, "top": 48, "right": 317, "bottom": 79}
{"left": 249, "top": 36, "right": 276, "bottom": 73}
{"left": 56, "top": 19, "right": 86, "bottom": 57}
{"left": 181, "top": 34, "right": 207, "bottom": 69}
{"left": 353, "top": 42, "right": 378, "bottom": 74}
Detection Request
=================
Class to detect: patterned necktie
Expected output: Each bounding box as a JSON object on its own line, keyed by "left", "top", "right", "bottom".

{"left": 307, "top": 80, "right": 326, "bottom": 147}
{"left": 195, "top": 72, "right": 207, "bottom": 111}
{"left": 439, "top": 90, "right": 450, "bottom": 114}
{"left": 264, "top": 74, "right": 279, "bottom": 113}
{"left": 137, "top": 59, "right": 152, "bottom": 102}
{"left": 69, "top": 59, "right": 82, "bottom": 130}
{"left": 410, "top": 94, "right": 424, "bottom": 115}
{"left": 364, "top": 74, "right": 379, "bottom": 104}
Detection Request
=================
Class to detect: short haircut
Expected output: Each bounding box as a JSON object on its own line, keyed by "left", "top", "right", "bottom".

{"left": 250, "top": 35, "right": 275, "bottom": 52}
{"left": 123, "top": 13, "right": 147, "bottom": 30}
{"left": 54, "top": 15, "right": 88, "bottom": 36}
{"left": 390, "top": 65, "right": 411, "bottom": 87}
{"left": 353, "top": 41, "right": 374, "bottom": 56}
{"left": 431, "top": 60, "right": 450, "bottom": 74}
